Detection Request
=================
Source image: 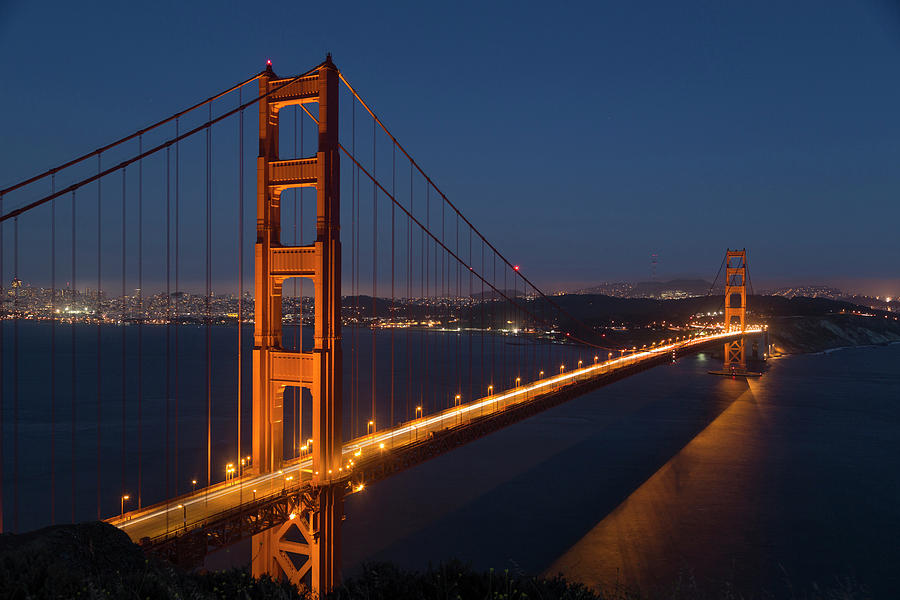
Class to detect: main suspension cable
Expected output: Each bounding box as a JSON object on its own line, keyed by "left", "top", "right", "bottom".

{"left": 0, "top": 62, "right": 327, "bottom": 224}
{"left": 0, "top": 72, "right": 266, "bottom": 197}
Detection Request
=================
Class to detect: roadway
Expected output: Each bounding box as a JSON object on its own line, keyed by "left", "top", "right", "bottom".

{"left": 109, "top": 328, "right": 760, "bottom": 543}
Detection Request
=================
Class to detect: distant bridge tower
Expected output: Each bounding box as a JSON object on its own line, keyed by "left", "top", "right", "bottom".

{"left": 723, "top": 249, "right": 747, "bottom": 371}
{"left": 251, "top": 56, "right": 343, "bottom": 594}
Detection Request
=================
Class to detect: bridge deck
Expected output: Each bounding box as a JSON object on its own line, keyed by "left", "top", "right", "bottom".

{"left": 108, "top": 330, "right": 758, "bottom": 546}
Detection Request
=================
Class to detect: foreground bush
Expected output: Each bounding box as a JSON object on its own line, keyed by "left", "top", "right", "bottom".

{"left": 0, "top": 523, "right": 869, "bottom": 599}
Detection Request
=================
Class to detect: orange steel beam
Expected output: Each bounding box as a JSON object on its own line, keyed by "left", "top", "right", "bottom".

{"left": 251, "top": 55, "right": 343, "bottom": 595}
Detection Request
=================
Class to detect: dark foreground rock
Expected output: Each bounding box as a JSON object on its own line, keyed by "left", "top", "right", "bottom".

{"left": 0, "top": 522, "right": 303, "bottom": 599}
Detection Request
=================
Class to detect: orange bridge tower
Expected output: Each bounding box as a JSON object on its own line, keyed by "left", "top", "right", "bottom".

{"left": 723, "top": 249, "right": 747, "bottom": 371}
{"left": 251, "top": 56, "right": 343, "bottom": 594}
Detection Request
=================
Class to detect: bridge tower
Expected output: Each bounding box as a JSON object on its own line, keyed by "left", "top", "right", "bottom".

{"left": 251, "top": 56, "right": 343, "bottom": 594}
{"left": 723, "top": 249, "right": 747, "bottom": 371}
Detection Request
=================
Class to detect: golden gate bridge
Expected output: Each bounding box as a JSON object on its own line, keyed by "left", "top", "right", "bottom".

{"left": 0, "top": 55, "right": 762, "bottom": 595}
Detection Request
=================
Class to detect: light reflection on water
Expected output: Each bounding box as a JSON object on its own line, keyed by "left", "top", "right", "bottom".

{"left": 546, "top": 381, "right": 767, "bottom": 592}
{"left": 345, "top": 344, "right": 900, "bottom": 597}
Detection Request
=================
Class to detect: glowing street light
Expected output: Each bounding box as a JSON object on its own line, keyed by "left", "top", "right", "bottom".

{"left": 191, "top": 479, "right": 197, "bottom": 494}
{"left": 367, "top": 420, "right": 375, "bottom": 435}
{"left": 415, "top": 406, "right": 423, "bottom": 419}
{"left": 121, "top": 494, "right": 130, "bottom": 518}
{"left": 177, "top": 503, "right": 186, "bottom": 529}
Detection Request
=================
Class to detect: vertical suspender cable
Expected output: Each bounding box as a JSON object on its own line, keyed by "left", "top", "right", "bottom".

{"left": 138, "top": 136, "right": 144, "bottom": 509}
{"left": 165, "top": 144, "right": 172, "bottom": 523}
{"left": 419, "top": 178, "right": 424, "bottom": 412}
{"left": 422, "top": 184, "right": 428, "bottom": 413}
{"left": 406, "top": 163, "right": 412, "bottom": 420}
{"left": 355, "top": 122, "right": 361, "bottom": 437}
{"left": 456, "top": 213, "right": 460, "bottom": 403}
{"left": 390, "top": 142, "right": 395, "bottom": 432}
{"left": 503, "top": 262, "right": 507, "bottom": 391}
{"left": 174, "top": 118, "right": 180, "bottom": 495}
{"left": 206, "top": 103, "right": 212, "bottom": 497}
{"left": 96, "top": 155, "right": 102, "bottom": 519}
{"left": 480, "top": 239, "right": 485, "bottom": 417}
{"left": 71, "top": 189, "right": 77, "bottom": 522}
{"left": 205, "top": 102, "right": 212, "bottom": 502}
{"left": 371, "top": 118, "right": 377, "bottom": 427}
{"left": 492, "top": 254, "right": 496, "bottom": 396}
{"left": 298, "top": 105, "right": 303, "bottom": 448}
{"left": 121, "top": 169, "right": 127, "bottom": 510}
{"left": 297, "top": 106, "right": 304, "bottom": 451}
{"left": 237, "top": 90, "right": 243, "bottom": 480}
{"left": 13, "top": 214, "right": 19, "bottom": 531}
{"left": 468, "top": 228, "right": 473, "bottom": 408}
{"left": 350, "top": 102, "right": 356, "bottom": 437}
{"left": 50, "top": 176, "right": 56, "bottom": 524}
{"left": 292, "top": 105, "right": 298, "bottom": 455}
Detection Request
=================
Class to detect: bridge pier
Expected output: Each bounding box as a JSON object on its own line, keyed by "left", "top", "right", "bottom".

{"left": 251, "top": 486, "right": 344, "bottom": 593}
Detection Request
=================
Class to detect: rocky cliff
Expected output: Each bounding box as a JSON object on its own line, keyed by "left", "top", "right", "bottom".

{"left": 768, "top": 313, "right": 900, "bottom": 355}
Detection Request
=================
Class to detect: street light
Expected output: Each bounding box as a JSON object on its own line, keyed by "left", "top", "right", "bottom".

{"left": 121, "top": 494, "right": 130, "bottom": 518}
{"left": 367, "top": 420, "right": 375, "bottom": 435}
{"left": 415, "top": 406, "right": 422, "bottom": 419}
{"left": 177, "top": 503, "right": 186, "bottom": 529}
{"left": 515, "top": 377, "right": 520, "bottom": 387}
{"left": 191, "top": 479, "right": 197, "bottom": 494}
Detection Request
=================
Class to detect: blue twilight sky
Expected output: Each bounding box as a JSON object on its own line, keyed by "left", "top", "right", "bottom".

{"left": 1, "top": 0, "right": 899, "bottom": 296}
